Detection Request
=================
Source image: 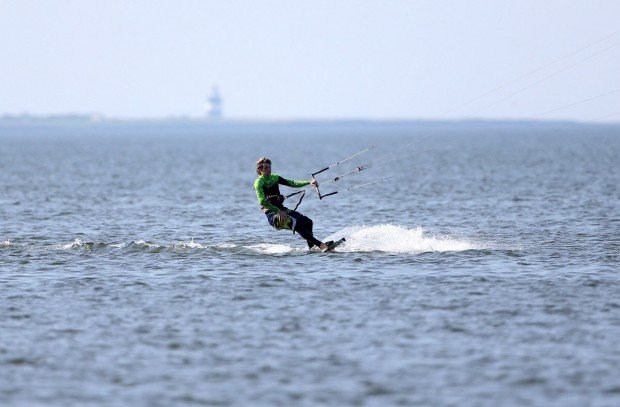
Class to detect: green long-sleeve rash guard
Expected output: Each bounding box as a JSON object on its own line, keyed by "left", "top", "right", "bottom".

{"left": 254, "top": 174, "right": 310, "bottom": 213}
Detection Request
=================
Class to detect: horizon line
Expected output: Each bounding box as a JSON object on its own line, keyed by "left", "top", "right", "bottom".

{"left": 1, "top": 113, "right": 619, "bottom": 126}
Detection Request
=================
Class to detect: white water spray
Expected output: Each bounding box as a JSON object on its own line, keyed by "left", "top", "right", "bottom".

{"left": 325, "top": 224, "right": 480, "bottom": 254}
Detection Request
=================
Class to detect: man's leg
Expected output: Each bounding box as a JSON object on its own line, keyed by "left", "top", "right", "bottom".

{"left": 288, "top": 210, "right": 322, "bottom": 248}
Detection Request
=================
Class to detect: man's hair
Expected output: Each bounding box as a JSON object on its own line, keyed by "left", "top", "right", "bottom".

{"left": 256, "top": 157, "right": 271, "bottom": 175}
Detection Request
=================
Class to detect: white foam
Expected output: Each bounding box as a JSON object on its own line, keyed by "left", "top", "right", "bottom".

{"left": 131, "top": 240, "right": 162, "bottom": 248}
{"left": 60, "top": 238, "right": 85, "bottom": 250}
{"left": 173, "top": 239, "right": 206, "bottom": 249}
{"left": 1, "top": 240, "right": 11, "bottom": 246}
{"left": 203, "top": 242, "right": 300, "bottom": 254}
{"left": 214, "top": 243, "right": 237, "bottom": 249}
{"left": 246, "top": 243, "right": 298, "bottom": 254}
{"left": 324, "top": 224, "right": 480, "bottom": 254}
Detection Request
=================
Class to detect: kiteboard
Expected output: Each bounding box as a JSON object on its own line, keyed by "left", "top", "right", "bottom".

{"left": 322, "top": 237, "right": 346, "bottom": 252}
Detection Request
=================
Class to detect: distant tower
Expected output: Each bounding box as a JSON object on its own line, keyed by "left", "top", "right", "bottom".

{"left": 206, "top": 87, "right": 223, "bottom": 120}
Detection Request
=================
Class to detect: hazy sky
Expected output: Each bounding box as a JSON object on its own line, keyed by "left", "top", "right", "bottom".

{"left": 1, "top": 1, "right": 619, "bottom": 121}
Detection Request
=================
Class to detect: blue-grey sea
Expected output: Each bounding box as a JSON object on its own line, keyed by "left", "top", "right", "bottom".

{"left": 1, "top": 122, "right": 619, "bottom": 406}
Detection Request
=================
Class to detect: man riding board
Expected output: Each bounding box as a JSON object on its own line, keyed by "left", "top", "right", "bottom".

{"left": 254, "top": 157, "right": 334, "bottom": 251}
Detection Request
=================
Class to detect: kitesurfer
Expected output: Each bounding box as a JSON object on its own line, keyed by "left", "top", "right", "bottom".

{"left": 254, "top": 157, "right": 332, "bottom": 251}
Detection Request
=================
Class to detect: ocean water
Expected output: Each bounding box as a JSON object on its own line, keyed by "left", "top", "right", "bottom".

{"left": 1, "top": 123, "right": 619, "bottom": 406}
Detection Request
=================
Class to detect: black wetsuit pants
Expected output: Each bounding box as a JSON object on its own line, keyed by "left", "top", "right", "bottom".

{"left": 265, "top": 210, "right": 322, "bottom": 248}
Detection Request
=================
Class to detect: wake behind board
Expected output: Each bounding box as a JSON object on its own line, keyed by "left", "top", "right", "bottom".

{"left": 322, "top": 237, "right": 346, "bottom": 252}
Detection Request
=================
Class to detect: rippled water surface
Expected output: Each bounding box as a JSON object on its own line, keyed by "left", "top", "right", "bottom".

{"left": 1, "top": 123, "right": 619, "bottom": 406}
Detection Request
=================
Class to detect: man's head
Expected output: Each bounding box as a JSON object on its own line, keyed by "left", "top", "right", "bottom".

{"left": 256, "top": 157, "right": 272, "bottom": 175}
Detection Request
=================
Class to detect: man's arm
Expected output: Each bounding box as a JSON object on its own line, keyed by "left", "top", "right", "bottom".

{"left": 278, "top": 176, "right": 310, "bottom": 188}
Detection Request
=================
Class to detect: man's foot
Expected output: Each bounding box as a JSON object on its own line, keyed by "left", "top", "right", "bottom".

{"left": 321, "top": 238, "right": 346, "bottom": 252}
{"left": 319, "top": 241, "right": 334, "bottom": 252}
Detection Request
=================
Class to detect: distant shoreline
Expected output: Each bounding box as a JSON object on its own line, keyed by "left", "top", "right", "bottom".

{"left": 1, "top": 115, "right": 618, "bottom": 136}
{"left": 2, "top": 115, "right": 619, "bottom": 125}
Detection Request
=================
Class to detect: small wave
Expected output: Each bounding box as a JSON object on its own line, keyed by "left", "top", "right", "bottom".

{"left": 324, "top": 224, "right": 481, "bottom": 254}
{"left": 212, "top": 243, "right": 301, "bottom": 255}
{"left": 246, "top": 243, "right": 300, "bottom": 254}
{"left": 171, "top": 239, "right": 207, "bottom": 250}
{"left": 214, "top": 243, "right": 237, "bottom": 249}
{"left": 131, "top": 240, "right": 159, "bottom": 248}
{"left": 213, "top": 242, "right": 318, "bottom": 255}
{"left": 59, "top": 239, "right": 89, "bottom": 250}
{"left": 51, "top": 239, "right": 206, "bottom": 252}
{"left": 55, "top": 239, "right": 118, "bottom": 251}
{"left": 1, "top": 240, "right": 11, "bottom": 246}
{"left": 124, "top": 240, "right": 165, "bottom": 252}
